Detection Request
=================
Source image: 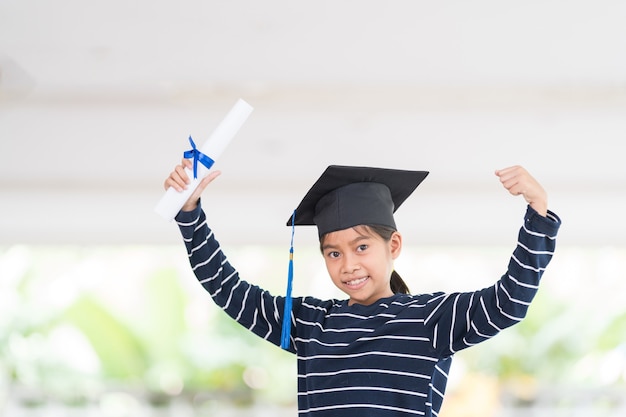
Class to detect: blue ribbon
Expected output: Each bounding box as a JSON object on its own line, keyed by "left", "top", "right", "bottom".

{"left": 280, "top": 210, "right": 296, "bottom": 350}
{"left": 183, "top": 136, "right": 215, "bottom": 179}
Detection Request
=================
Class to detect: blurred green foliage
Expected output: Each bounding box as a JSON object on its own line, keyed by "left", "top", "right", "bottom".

{"left": 63, "top": 296, "right": 149, "bottom": 380}
{"left": 0, "top": 246, "right": 296, "bottom": 410}
{"left": 0, "top": 244, "right": 624, "bottom": 412}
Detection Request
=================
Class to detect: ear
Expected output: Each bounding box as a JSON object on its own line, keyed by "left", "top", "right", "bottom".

{"left": 390, "top": 231, "right": 402, "bottom": 259}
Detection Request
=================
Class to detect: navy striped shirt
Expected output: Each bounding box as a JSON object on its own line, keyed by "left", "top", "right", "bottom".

{"left": 176, "top": 205, "right": 561, "bottom": 416}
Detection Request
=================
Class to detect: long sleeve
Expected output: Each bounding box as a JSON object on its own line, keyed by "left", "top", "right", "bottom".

{"left": 175, "top": 203, "right": 289, "bottom": 349}
{"left": 424, "top": 205, "right": 561, "bottom": 358}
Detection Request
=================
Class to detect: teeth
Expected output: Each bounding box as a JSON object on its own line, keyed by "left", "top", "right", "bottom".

{"left": 346, "top": 277, "right": 367, "bottom": 286}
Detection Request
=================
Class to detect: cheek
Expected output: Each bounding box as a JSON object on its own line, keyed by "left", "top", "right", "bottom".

{"left": 323, "top": 259, "right": 338, "bottom": 277}
{"left": 326, "top": 261, "right": 347, "bottom": 286}
{"left": 326, "top": 264, "right": 344, "bottom": 288}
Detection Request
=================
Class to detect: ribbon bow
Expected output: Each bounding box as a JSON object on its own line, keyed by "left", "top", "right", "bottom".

{"left": 183, "top": 136, "right": 215, "bottom": 179}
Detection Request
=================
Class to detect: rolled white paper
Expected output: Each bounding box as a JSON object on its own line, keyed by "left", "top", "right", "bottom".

{"left": 154, "top": 99, "right": 253, "bottom": 221}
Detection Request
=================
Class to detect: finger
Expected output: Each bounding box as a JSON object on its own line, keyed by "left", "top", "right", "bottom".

{"left": 502, "top": 179, "right": 523, "bottom": 196}
{"left": 506, "top": 183, "right": 525, "bottom": 196}
{"left": 181, "top": 158, "right": 193, "bottom": 169}
{"left": 198, "top": 170, "right": 221, "bottom": 190}
{"left": 499, "top": 173, "right": 527, "bottom": 197}
{"left": 187, "top": 170, "right": 221, "bottom": 203}
{"left": 163, "top": 164, "right": 191, "bottom": 191}
{"left": 175, "top": 164, "right": 191, "bottom": 184}
{"left": 164, "top": 175, "right": 185, "bottom": 192}
{"left": 495, "top": 165, "right": 523, "bottom": 181}
{"left": 498, "top": 172, "right": 520, "bottom": 190}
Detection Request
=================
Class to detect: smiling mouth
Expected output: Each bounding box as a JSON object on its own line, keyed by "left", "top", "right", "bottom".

{"left": 344, "top": 276, "right": 369, "bottom": 288}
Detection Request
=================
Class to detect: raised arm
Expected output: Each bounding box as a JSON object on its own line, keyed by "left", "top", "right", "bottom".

{"left": 426, "top": 166, "right": 560, "bottom": 357}
{"left": 164, "top": 162, "right": 291, "bottom": 350}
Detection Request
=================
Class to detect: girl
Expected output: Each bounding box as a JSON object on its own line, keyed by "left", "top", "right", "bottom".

{"left": 164, "top": 162, "right": 561, "bottom": 417}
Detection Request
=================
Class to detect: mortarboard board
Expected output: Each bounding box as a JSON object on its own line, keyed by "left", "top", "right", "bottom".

{"left": 288, "top": 165, "right": 429, "bottom": 236}
{"left": 280, "top": 165, "right": 429, "bottom": 349}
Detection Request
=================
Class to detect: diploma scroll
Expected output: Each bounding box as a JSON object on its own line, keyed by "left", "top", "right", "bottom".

{"left": 154, "top": 99, "right": 254, "bottom": 221}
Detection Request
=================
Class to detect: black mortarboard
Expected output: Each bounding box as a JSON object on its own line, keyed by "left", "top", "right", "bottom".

{"left": 279, "top": 165, "right": 428, "bottom": 350}
{"left": 287, "top": 165, "right": 429, "bottom": 237}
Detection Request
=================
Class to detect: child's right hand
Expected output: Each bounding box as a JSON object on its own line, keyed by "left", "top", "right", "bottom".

{"left": 163, "top": 158, "right": 221, "bottom": 212}
{"left": 495, "top": 165, "right": 548, "bottom": 217}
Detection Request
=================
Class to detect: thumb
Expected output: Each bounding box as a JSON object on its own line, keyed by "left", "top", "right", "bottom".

{"left": 194, "top": 170, "right": 221, "bottom": 198}
{"left": 184, "top": 170, "right": 221, "bottom": 210}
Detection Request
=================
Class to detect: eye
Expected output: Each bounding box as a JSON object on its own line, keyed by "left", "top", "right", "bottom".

{"left": 356, "top": 244, "right": 368, "bottom": 252}
{"left": 327, "top": 251, "right": 340, "bottom": 259}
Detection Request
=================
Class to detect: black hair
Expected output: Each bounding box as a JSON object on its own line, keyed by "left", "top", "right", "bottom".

{"left": 319, "top": 224, "right": 411, "bottom": 295}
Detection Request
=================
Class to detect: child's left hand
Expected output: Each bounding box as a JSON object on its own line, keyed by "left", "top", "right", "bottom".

{"left": 495, "top": 165, "right": 548, "bottom": 217}
{"left": 164, "top": 158, "right": 221, "bottom": 212}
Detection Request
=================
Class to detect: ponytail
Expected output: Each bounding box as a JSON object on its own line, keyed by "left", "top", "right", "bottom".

{"left": 390, "top": 270, "right": 410, "bottom": 294}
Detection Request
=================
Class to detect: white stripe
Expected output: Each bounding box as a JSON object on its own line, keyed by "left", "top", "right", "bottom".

{"left": 448, "top": 294, "right": 460, "bottom": 354}
{"left": 396, "top": 298, "right": 429, "bottom": 308}
{"left": 512, "top": 253, "right": 545, "bottom": 273}
{"left": 546, "top": 212, "right": 559, "bottom": 228}
{"left": 206, "top": 270, "right": 236, "bottom": 298}
{"left": 296, "top": 334, "right": 430, "bottom": 347}
{"left": 199, "top": 266, "right": 222, "bottom": 285}
{"left": 469, "top": 321, "right": 491, "bottom": 339}
{"left": 435, "top": 364, "right": 449, "bottom": 379}
{"left": 223, "top": 280, "right": 242, "bottom": 310}
{"left": 494, "top": 284, "right": 525, "bottom": 322}
{"left": 190, "top": 238, "right": 208, "bottom": 255}
{"left": 300, "top": 350, "right": 438, "bottom": 363}
{"left": 234, "top": 286, "right": 251, "bottom": 322}
{"left": 461, "top": 336, "right": 478, "bottom": 347}
{"left": 326, "top": 312, "right": 396, "bottom": 320}
{"left": 298, "top": 385, "right": 427, "bottom": 398}
{"left": 424, "top": 294, "right": 451, "bottom": 324}
{"left": 358, "top": 334, "right": 430, "bottom": 343}
{"left": 507, "top": 274, "right": 539, "bottom": 289}
{"left": 498, "top": 282, "right": 531, "bottom": 306}
{"left": 386, "top": 318, "right": 426, "bottom": 325}
{"left": 466, "top": 292, "right": 474, "bottom": 332}
{"left": 176, "top": 218, "right": 198, "bottom": 227}
{"left": 272, "top": 297, "right": 281, "bottom": 323}
{"left": 295, "top": 319, "right": 375, "bottom": 333}
{"left": 523, "top": 220, "right": 558, "bottom": 240}
{"left": 300, "top": 403, "right": 426, "bottom": 415}
{"left": 249, "top": 309, "right": 258, "bottom": 332}
{"left": 479, "top": 296, "right": 503, "bottom": 333}
{"left": 222, "top": 270, "right": 237, "bottom": 287}
{"left": 194, "top": 218, "right": 207, "bottom": 232}
{"left": 429, "top": 383, "right": 445, "bottom": 399}
{"left": 260, "top": 291, "right": 273, "bottom": 340}
{"left": 294, "top": 338, "right": 346, "bottom": 347}
{"left": 301, "top": 301, "right": 329, "bottom": 313}
{"left": 299, "top": 367, "right": 432, "bottom": 380}
{"left": 193, "top": 247, "right": 221, "bottom": 272}
{"left": 518, "top": 241, "right": 554, "bottom": 256}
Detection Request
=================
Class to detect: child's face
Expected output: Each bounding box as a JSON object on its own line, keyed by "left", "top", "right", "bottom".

{"left": 321, "top": 226, "right": 402, "bottom": 306}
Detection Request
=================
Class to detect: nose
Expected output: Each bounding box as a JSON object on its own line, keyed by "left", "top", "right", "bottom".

{"left": 341, "top": 253, "right": 360, "bottom": 274}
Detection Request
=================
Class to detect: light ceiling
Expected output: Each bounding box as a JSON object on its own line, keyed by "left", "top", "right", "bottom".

{"left": 1, "top": 0, "right": 625, "bottom": 246}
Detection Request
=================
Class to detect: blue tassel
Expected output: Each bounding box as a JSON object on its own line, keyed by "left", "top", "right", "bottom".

{"left": 280, "top": 210, "right": 296, "bottom": 350}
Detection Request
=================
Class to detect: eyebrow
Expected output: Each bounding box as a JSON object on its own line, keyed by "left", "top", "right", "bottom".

{"left": 321, "top": 234, "right": 371, "bottom": 252}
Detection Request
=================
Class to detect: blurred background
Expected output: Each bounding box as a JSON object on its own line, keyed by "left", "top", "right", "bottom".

{"left": 1, "top": 0, "right": 625, "bottom": 416}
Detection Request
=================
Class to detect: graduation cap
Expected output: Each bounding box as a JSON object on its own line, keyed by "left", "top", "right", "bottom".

{"left": 280, "top": 165, "right": 429, "bottom": 349}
